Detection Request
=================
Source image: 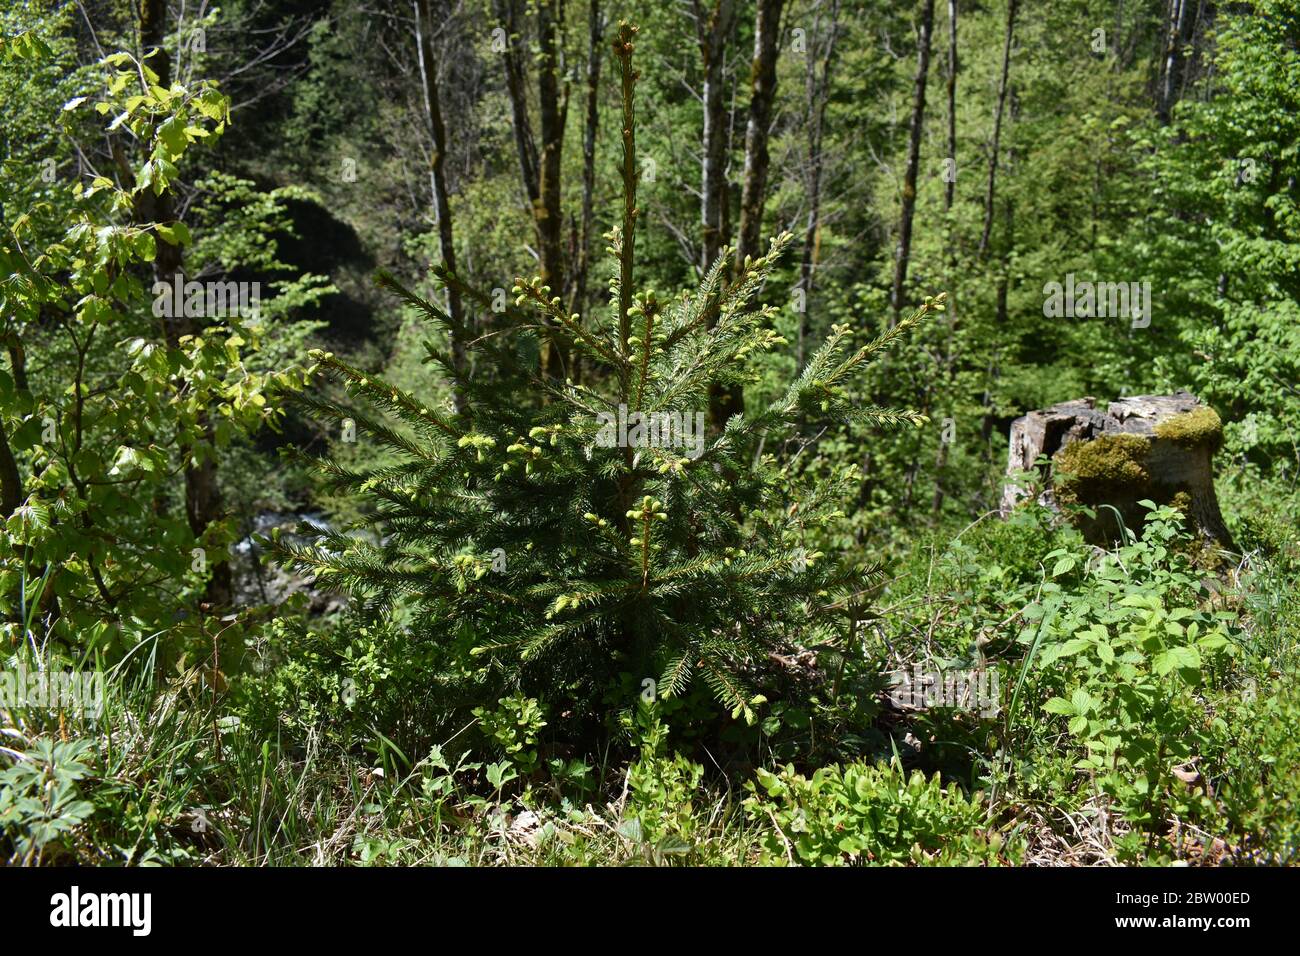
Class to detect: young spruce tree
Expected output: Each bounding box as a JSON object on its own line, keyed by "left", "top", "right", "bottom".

{"left": 281, "top": 22, "right": 943, "bottom": 733}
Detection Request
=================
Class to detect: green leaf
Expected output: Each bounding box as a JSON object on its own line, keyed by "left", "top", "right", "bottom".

{"left": 155, "top": 221, "right": 193, "bottom": 246}
{"left": 1153, "top": 645, "right": 1200, "bottom": 677}
{"left": 133, "top": 231, "right": 156, "bottom": 260}
{"left": 157, "top": 116, "right": 188, "bottom": 155}
{"left": 194, "top": 88, "right": 227, "bottom": 121}
{"left": 1058, "top": 637, "right": 1091, "bottom": 657}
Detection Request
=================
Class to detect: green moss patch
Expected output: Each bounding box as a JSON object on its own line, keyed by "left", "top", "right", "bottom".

{"left": 1154, "top": 406, "right": 1223, "bottom": 451}
{"left": 1053, "top": 433, "right": 1152, "bottom": 507}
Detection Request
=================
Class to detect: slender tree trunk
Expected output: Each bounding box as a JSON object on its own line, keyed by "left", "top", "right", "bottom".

{"left": 414, "top": 0, "right": 469, "bottom": 414}
{"left": 714, "top": 0, "right": 785, "bottom": 428}
{"left": 138, "top": 0, "right": 232, "bottom": 609}
{"left": 978, "top": 0, "right": 1017, "bottom": 261}
{"left": 890, "top": 0, "right": 935, "bottom": 320}
{"left": 499, "top": 0, "right": 539, "bottom": 204}
{"left": 944, "top": 0, "right": 957, "bottom": 215}
{"left": 722, "top": 73, "right": 739, "bottom": 252}
{"left": 932, "top": 0, "right": 959, "bottom": 515}
{"left": 614, "top": 23, "right": 639, "bottom": 366}
{"left": 696, "top": 0, "right": 735, "bottom": 276}
{"left": 1179, "top": 0, "right": 1208, "bottom": 105}
{"left": 3, "top": 333, "right": 61, "bottom": 622}
{"left": 796, "top": 0, "right": 839, "bottom": 370}
{"left": 0, "top": 419, "right": 22, "bottom": 519}
{"left": 535, "top": 0, "right": 567, "bottom": 314}
{"left": 979, "top": 16, "right": 1019, "bottom": 470}
{"left": 734, "top": 0, "right": 786, "bottom": 271}
{"left": 572, "top": 0, "right": 604, "bottom": 329}
{"left": 981, "top": 149, "right": 1015, "bottom": 465}
{"left": 0, "top": 335, "right": 23, "bottom": 518}
{"left": 0, "top": 268, "right": 24, "bottom": 520}
{"left": 1157, "top": 0, "right": 1193, "bottom": 124}
{"left": 497, "top": 0, "right": 567, "bottom": 377}
{"left": 888, "top": 0, "right": 938, "bottom": 512}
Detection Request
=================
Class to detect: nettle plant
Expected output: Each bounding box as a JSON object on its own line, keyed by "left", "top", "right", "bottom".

{"left": 1026, "top": 502, "right": 1241, "bottom": 857}
{"left": 283, "top": 23, "right": 939, "bottom": 729}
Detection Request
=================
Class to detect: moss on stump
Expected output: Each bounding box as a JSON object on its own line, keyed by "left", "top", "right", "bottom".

{"left": 1002, "top": 391, "right": 1233, "bottom": 548}
{"left": 1154, "top": 406, "right": 1224, "bottom": 452}
{"left": 1054, "top": 433, "right": 1152, "bottom": 507}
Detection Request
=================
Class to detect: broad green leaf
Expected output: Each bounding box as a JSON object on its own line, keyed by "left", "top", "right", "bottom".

{"left": 1153, "top": 645, "right": 1200, "bottom": 677}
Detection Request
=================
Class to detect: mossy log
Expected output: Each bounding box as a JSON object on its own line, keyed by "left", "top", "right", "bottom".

{"left": 1000, "top": 390, "right": 1233, "bottom": 547}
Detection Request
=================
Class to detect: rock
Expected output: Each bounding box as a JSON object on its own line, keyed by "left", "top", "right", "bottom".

{"left": 1000, "top": 390, "right": 1233, "bottom": 547}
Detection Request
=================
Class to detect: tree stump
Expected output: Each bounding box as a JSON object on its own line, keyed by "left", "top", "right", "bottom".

{"left": 1000, "top": 390, "right": 1233, "bottom": 547}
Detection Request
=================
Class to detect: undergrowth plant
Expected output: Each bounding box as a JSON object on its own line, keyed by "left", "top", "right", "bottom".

{"left": 1020, "top": 502, "right": 1243, "bottom": 858}
{"left": 746, "top": 758, "right": 1014, "bottom": 866}
{"left": 0, "top": 737, "right": 95, "bottom": 866}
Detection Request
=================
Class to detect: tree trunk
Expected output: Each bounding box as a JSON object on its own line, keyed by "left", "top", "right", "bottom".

{"left": 696, "top": 0, "right": 735, "bottom": 276}
{"left": 944, "top": 0, "right": 957, "bottom": 215}
{"left": 714, "top": 0, "right": 785, "bottom": 428}
{"left": 734, "top": 0, "right": 786, "bottom": 272}
{"left": 796, "top": 0, "right": 839, "bottom": 371}
{"left": 931, "top": 0, "right": 959, "bottom": 515}
{"left": 1001, "top": 391, "right": 1233, "bottom": 547}
{"left": 414, "top": 0, "right": 469, "bottom": 414}
{"left": 138, "top": 0, "right": 232, "bottom": 610}
{"left": 890, "top": 0, "right": 935, "bottom": 320}
{"left": 891, "top": 0, "right": 938, "bottom": 510}
{"left": 0, "top": 337, "right": 25, "bottom": 518}
{"left": 535, "top": 0, "right": 567, "bottom": 317}
{"left": 978, "top": 0, "right": 1017, "bottom": 260}
{"left": 0, "top": 419, "right": 22, "bottom": 519}
{"left": 572, "top": 0, "right": 604, "bottom": 328}
{"left": 1158, "top": 0, "right": 1187, "bottom": 124}
{"left": 497, "top": 0, "right": 567, "bottom": 377}
{"left": 498, "top": 0, "right": 539, "bottom": 204}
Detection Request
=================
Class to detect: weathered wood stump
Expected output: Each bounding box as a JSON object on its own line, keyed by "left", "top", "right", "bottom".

{"left": 1000, "top": 390, "right": 1233, "bottom": 547}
